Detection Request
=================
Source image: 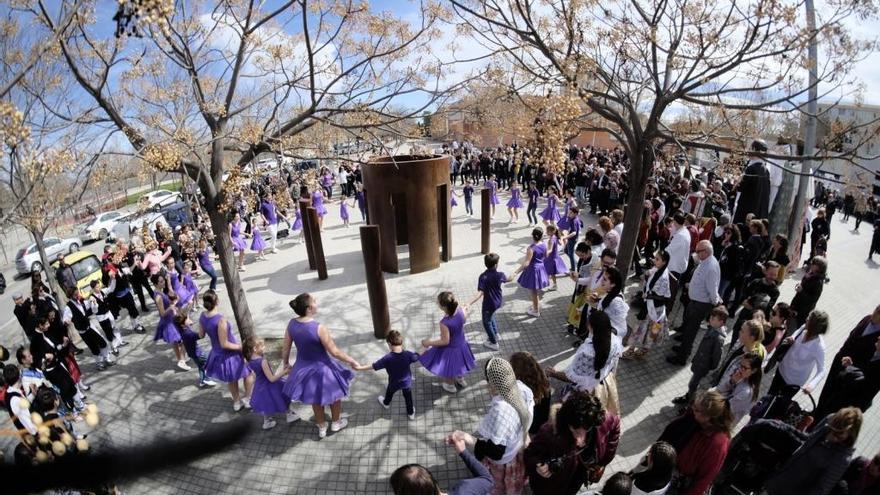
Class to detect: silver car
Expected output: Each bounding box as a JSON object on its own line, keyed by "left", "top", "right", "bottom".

{"left": 15, "top": 236, "right": 82, "bottom": 275}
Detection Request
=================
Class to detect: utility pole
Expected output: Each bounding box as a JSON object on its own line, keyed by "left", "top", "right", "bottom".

{"left": 788, "top": 0, "right": 818, "bottom": 262}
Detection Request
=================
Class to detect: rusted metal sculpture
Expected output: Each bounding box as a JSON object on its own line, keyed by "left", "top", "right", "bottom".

{"left": 359, "top": 225, "right": 390, "bottom": 338}
{"left": 298, "top": 199, "right": 316, "bottom": 270}
{"left": 362, "top": 155, "right": 452, "bottom": 274}
{"left": 481, "top": 188, "right": 490, "bottom": 255}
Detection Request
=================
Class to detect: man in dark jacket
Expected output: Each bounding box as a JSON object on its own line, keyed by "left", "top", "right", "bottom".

{"left": 814, "top": 305, "right": 880, "bottom": 420}
{"left": 733, "top": 139, "right": 772, "bottom": 224}
{"left": 54, "top": 255, "right": 76, "bottom": 293}
{"left": 12, "top": 292, "right": 37, "bottom": 342}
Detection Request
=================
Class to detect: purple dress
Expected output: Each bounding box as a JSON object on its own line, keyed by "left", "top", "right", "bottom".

{"left": 518, "top": 242, "right": 550, "bottom": 290}
{"left": 506, "top": 188, "right": 523, "bottom": 209}
{"left": 340, "top": 201, "right": 349, "bottom": 221}
{"left": 168, "top": 270, "right": 193, "bottom": 308}
{"left": 251, "top": 225, "right": 266, "bottom": 251}
{"left": 230, "top": 220, "right": 247, "bottom": 252}
{"left": 283, "top": 319, "right": 353, "bottom": 406}
{"left": 543, "top": 236, "right": 568, "bottom": 276}
{"left": 312, "top": 191, "right": 328, "bottom": 217}
{"left": 485, "top": 180, "right": 500, "bottom": 205}
{"left": 419, "top": 308, "right": 476, "bottom": 378}
{"left": 248, "top": 357, "right": 289, "bottom": 415}
{"left": 540, "top": 195, "right": 561, "bottom": 222}
{"left": 291, "top": 209, "right": 303, "bottom": 231}
{"left": 450, "top": 190, "right": 458, "bottom": 207}
{"left": 202, "top": 313, "right": 250, "bottom": 383}
{"left": 152, "top": 293, "right": 180, "bottom": 343}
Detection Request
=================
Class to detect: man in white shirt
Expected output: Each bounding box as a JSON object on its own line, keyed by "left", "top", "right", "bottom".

{"left": 666, "top": 213, "right": 691, "bottom": 311}
{"left": 3, "top": 364, "right": 38, "bottom": 435}
{"left": 667, "top": 240, "right": 721, "bottom": 366}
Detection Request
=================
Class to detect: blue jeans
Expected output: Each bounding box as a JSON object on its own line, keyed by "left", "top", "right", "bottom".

{"left": 465, "top": 197, "right": 474, "bottom": 215}
{"left": 482, "top": 308, "right": 499, "bottom": 344}
{"left": 565, "top": 238, "right": 577, "bottom": 271}
{"left": 201, "top": 262, "right": 218, "bottom": 291}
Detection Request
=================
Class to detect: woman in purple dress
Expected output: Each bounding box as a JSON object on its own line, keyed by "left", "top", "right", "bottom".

{"left": 512, "top": 227, "right": 550, "bottom": 317}
{"left": 229, "top": 212, "right": 248, "bottom": 271}
{"left": 506, "top": 181, "right": 523, "bottom": 223}
{"left": 543, "top": 225, "right": 568, "bottom": 292}
{"left": 484, "top": 175, "right": 500, "bottom": 217}
{"left": 420, "top": 291, "right": 476, "bottom": 393}
{"left": 311, "top": 188, "right": 328, "bottom": 230}
{"left": 540, "top": 186, "right": 562, "bottom": 226}
{"left": 150, "top": 274, "right": 188, "bottom": 371}
{"left": 200, "top": 291, "right": 254, "bottom": 411}
{"left": 282, "top": 293, "right": 359, "bottom": 439}
{"left": 197, "top": 238, "right": 218, "bottom": 291}
{"left": 243, "top": 336, "right": 293, "bottom": 430}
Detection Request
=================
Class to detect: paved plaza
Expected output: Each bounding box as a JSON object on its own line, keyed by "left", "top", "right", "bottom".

{"left": 1, "top": 194, "right": 879, "bottom": 494}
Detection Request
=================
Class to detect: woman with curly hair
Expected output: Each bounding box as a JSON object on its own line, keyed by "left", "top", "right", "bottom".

{"left": 524, "top": 390, "right": 620, "bottom": 495}
{"left": 510, "top": 351, "right": 551, "bottom": 434}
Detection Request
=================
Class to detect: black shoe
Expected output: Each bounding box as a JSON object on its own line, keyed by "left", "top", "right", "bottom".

{"left": 572, "top": 340, "right": 583, "bottom": 349}
{"left": 135, "top": 325, "right": 146, "bottom": 334}
{"left": 666, "top": 355, "right": 687, "bottom": 366}
{"left": 73, "top": 347, "right": 84, "bottom": 356}
{"left": 112, "top": 349, "right": 119, "bottom": 356}
{"left": 566, "top": 324, "right": 577, "bottom": 336}
{"left": 141, "top": 306, "right": 150, "bottom": 313}
{"left": 672, "top": 394, "right": 691, "bottom": 405}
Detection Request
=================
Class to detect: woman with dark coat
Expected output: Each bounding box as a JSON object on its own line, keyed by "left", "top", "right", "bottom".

{"left": 790, "top": 256, "right": 827, "bottom": 329}
{"left": 810, "top": 208, "right": 831, "bottom": 260}
{"left": 524, "top": 391, "right": 620, "bottom": 495}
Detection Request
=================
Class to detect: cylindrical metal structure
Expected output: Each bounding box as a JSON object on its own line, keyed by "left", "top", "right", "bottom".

{"left": 306, "top": 207, "right": 328, "bottom": 280}
{"left": 299, "top": 199, "right": 316, "bottom": 270}
{"left": 359, "top": 225, "right": 390, "bottom": 339}
{"left": 362, "top": 155, "right": 452, "bottom": 274}
{"left": 481, "top": 188, "right": 490, "bottom": 255}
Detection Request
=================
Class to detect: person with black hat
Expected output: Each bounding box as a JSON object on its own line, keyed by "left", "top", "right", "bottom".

{"left": 732, "top": 139, "right": 772, "bottom": 224}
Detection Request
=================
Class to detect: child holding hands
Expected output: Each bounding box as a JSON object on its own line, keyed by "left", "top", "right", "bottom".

{"left": 243, "top": 336, "right": 294, "bottom": 430}
{"left": 355, "top": 330, "right": 420, "bottom": 419}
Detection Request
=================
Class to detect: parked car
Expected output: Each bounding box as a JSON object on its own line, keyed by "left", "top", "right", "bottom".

{"left": 50, "top": 251, "right": 103, "bottom": 297}
{"left": 142, "top": 189, "right": 181, "bottom": 208}
{"left": 108, "top": 201, "right": 192, "bottom": 244}
{"left": 80, "top": 210, "right": 124, "bottom": 241}
{"left": 15, "top": 236, "right": 82, "bottom": 275}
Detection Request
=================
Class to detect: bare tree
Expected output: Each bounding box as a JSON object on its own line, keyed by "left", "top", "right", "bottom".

{"left": 450, "top": 0, "right": 878, "bottom": 274}
{"left": 30, "top": 0, "right": 471, "bottom": 339}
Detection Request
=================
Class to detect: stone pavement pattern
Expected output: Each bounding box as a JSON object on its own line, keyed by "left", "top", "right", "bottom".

{"left": 1, "top": 193, "right": 878, "bottom": 494}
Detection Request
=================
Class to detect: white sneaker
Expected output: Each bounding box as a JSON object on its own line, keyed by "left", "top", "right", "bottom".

{"left": 271, "top": 248, "right": 279, "bottom": 254}
{"left": 408, "top": 411, "right": 416, "bottom": 420}
{"left": 262, "top": 418, "right": 277, "bottom": 430}
{"left": 317, "top": 423, "right": 328, "bottom": 439}
{"left": 177, "top": 361, "right": 191, "bottom": 371}
{"left": 454, "top": 377, "right": 467, "bottom": 388}
{"left": 286, "top": 411, "right": 300, "bottom": 423}
{"left": 377, "top": 395, "right": 390, "bottom": 409}
{"left": 242, "top": 398, "right": 251, "bottom": 409}
{"left": 233, "top": 401, "right": 243, "bottom": 412}
{"left": 526, "top": 308, "right": 541, "bottom": 317}
{"left": 441, "top": 382, "right": 458, "bottom": 393}
{"left": 483, "top": 341, "right": 500, "bottom": 351}
{"left": 330, "top": 418, "right": 348, "bottom": 432}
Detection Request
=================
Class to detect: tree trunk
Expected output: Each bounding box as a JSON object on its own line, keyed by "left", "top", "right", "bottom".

{"left": 206, "top": 208, "right": 255, "bottom": 342}
{"left": 615, "top": 156, "right": 649, "bottom": 279}
{"left": 32, "top": 229, "right": 60, "bottom": 299}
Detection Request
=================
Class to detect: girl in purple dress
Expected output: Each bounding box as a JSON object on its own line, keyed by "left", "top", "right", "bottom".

{"left": 150, "top": 274, "right": 188, "bottom": 371}
{"left": 163, "top": 257, "right": 193, "bottom": 310}
{"left": 243, "top": 336, "right": 293, "bottom": 430}
{"left": 200, "top": 291, "right": 254, "bottom": 411}
{"left": 506, "top": 181, "right": 523, "bottom": 223}
{"left": 512, "top": 227, "right": 550, "bottom": 317}
{"left": 229, "top": 212, "right": 248, "bottom": 271}
{"left": 484, "top": 175, "right": 500, "bottom": 218}
{"left": 540, "top": 186, "right": 562, "bottom": 226}
{"left": 419, "top": 291, "right": 476, "bottom": 393}
{"left": 282, "top": 293, "right": 359, "bottom": 439}
{"left": 250, "top": 214, "right": 267, "bottom": 260}
{"left": 340, "top": 196, "right": 352, "bottom": 228}
{"left": 543, "top": 225, "right": 568, "bottom": 292}
{"left": 311, "top": 188, "right": 328, "bottom": 230}
{"left": 450, "top": 186, "right": 458, "bottom": 208}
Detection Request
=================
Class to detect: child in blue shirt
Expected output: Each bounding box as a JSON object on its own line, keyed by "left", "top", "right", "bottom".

{"left": 356, "top": 330, "right": 419, "bottom": 419}
{"left": 463, "top": 180, "right": 475, "bottom": 217}
{"left": 175, "top": 313, "right": 217, "bottom": 389}
{"left": 465, "top": 253, "right": 510, "bottom": 351}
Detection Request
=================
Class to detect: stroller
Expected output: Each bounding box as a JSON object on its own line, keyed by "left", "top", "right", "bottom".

{"left": 748, "top": 384, "right": 816, "bottom": 431}
{"left": 712, "top": 419, "right": 807, "bottom": 494}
